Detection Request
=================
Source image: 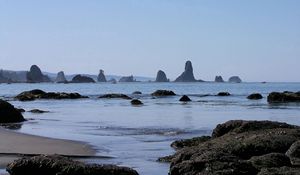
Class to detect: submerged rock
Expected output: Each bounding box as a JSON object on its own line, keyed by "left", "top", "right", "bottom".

{"left": 97, "top": 69, "right": 107, "bottom": 82}
{"left": 151, "top": 90, "right": 176, "bottom": 96}
{"left": 99, "top": 93, "right": 132, "bottom": 100}
{"left": 15, "top": 89, "right": 88, "bottom": 101}
{"left": 217, "top": 92, "right": 231, "bottom": 96}
{"left": 228, "top": 76, "right": 242, "bottom": 83}
{"left": 248, "top": 93, "right": 263, "bottom": 100}
{"left": 0, "top": 99, "right": 25, "bottom": 123}
{"left": 179, "top": 95, "right": 191, "bottom": 102}
{"left": 6, "top": 154, "right": 139, "bottom": 175}
{"left": 55, "top": 71, "right": 67, "bottom": 83}
{"left": 155, "top": 70, "right": 168, "bottom": 82}
{"left": 26, "top": 65, "right": 51, "bottom": 83}
{"left": 132, "top": 91, "right": 142, "bottom": 95}
{"left": 162, "top": 120, "right": 300, "bottom": 175}
{"left": 131, "top": 99, "right": 143, "bottom": 105}
{"left": 267, "top": 91, "right": 300, "bottom": 103}
{"left": 174, "top": 61, "right": 197, "bottom": 82}
{"left": 214, "top": 76, "right": 224, "bottom": 82}
{"left": 29, "top": 109, "right": 49, "bottom": 113}
{"left": 70, "top": 75, "right": 95, "bottom": 83}
{"left": 119, "top": 76, "right": 135, "bottom": 82}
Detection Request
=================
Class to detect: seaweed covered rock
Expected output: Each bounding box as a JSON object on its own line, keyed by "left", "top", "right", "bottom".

{"left": 162, "top": 120, "right": 300, "bottom": 175}
{"left": 6, "top": 155, "right": 139, "bottom": 175}
{"left": 99, "top": 93, "right": 132, "bottom": 100}
{"left": 248, "top": 93, "right": 263, "bottom": 100}
{"left": 0, "top": 99, "right": 25, "bottom": 123}
{"left": 15, "top": 89, "right": 88, "bottom": 101}
{"left": 151, "top": 90, "right": 176, "bottom": 96}
{"left": 267, "top": 91, "right": 300, "bottom": 103}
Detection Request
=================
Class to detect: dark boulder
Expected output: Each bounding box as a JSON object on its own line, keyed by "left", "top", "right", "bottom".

{"left": 228, "top": 76, "right": 242, "bottom": 83}
{"left": 0, "top": 99, "right": 25, "bottom": 123}
{"left": 174, "top": 61, "right": 197, "bottom": 82}
{"left": 267, "top": 91, "right": 300, "bottom": 103}
{"left": 97, "top": 69, "right": 107, "bottom": 82}
{"left": 15, "top": 89, "right": 88, "bottom": 101}
{"left": 26, "top": 65, "right": 51, "bottom": 83}
{"left": 179, "top": 95, "right": 191, "bottom": 102}
{"left": 214, "top": 76, "right": 224, "bottom": 82}
{"left": 70, "top": 75, "right": 95, "bottom": 83}
{"left": 162, "top": 120, "right": 300, "bottom": 175}
{"left": 55, "top": 71, "right": 67, "bottom": 83}
{"left": 119, "top": 76, "right": 135, "bottom": 82}
{"left": 6, "top": 154, "right": 139, "bottom": 175}
{"left": 131, "top": 99, "right": 143, "bottom": 105}
{"left": 217, "top": 92, "right": 231, "bottom": 96}
{"left": 155, "top": 70, "right": 168, "bottom": 82}
{"left": 99, "top": 94, "right": 132, "bottom": 100}
{"left": 248, "top": 93, "right": 263, "bottom": 100}
{"left": 151, "top": 90, "right": 176, "bottom": 96}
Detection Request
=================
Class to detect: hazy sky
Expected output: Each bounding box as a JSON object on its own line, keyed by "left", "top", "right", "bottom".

{"left": 1, "top": 0, "right": 299, "bottom": 82}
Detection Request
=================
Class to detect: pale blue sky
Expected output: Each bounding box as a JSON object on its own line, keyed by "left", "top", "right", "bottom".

{"left": 0, "top": 0, "right": 299, "bottom": 82}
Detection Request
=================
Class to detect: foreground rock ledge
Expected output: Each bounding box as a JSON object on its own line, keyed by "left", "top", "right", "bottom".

{"left": 15, "top": 89, "right": 88, "bottom": 101}
{"left": 160, "top": 120, "right": 300, "bottom": 175}
{"left": 0, "top": 99, "right": 25, "bottom": 123}
{"left": 7, "top": 154, "right": 139, "bottom": 175}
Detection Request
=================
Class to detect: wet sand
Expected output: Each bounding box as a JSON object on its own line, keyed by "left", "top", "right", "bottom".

{"left": 0, "top": 128, "right": 96, "bottom": 168}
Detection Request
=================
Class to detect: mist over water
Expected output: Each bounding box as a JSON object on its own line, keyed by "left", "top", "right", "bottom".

{"left": 0, "top": 82, "right": 300, "bottom": 175}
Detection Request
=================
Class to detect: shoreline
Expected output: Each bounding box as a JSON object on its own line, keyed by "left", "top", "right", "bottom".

{"left": 0, "top": 127, "right": 97, "bottom": 168}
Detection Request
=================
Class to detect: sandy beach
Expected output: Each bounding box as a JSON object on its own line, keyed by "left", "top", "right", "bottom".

{"left": 0, "top": 127, "right": 96, "bottom": 168}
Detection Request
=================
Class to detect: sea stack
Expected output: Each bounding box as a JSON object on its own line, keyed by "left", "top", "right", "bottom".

{"left": 26, "top": 65, "right": 51, "bottom": 83}
{"left": 155, "top": 70, "right": 168, "bottom": 82}
{"left": 70, "top": 75, "right": 95, "bottom": 83}
{"left": 215, "top": 76, "right": 224, "bottom": 82}
{"left": 55, "top": 71, "right": 67, "bottom": 83}
{"left": 97, "top": 69, "right": 107, "bottom": 82}
{"left": 174, "top": 61, "right": 197, "bottom": 82}
{"left": 119, "top": 75, "right": 135, "bottom": 82}
{"left": 228, "top": 76, "right": 242, "bottom": 83}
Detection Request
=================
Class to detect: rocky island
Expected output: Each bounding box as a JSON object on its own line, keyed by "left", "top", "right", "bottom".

{"left": 175, "top": 61, "right": 197, "bottom": 82}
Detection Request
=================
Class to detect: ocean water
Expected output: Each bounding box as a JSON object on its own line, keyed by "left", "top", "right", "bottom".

{"left": 0, "top": 82, "right": 300, "bottom": 175}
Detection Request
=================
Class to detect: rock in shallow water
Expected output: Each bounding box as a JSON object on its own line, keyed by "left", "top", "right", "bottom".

{"left": 162, "top": 120, "right": 300, "bottom": 175}
{"left": 217, "top": 92, "right": 231, "bottom": 96}
{"left": 99, "top": 93, "right": 132, "bottom": 100}
{"left": 179, "top": 95, "right": 191, "bottom": 102}
{"left": 6, "top": 154, "right": 139, "bottom": 175}
{"left": 248, "top": 93, "right": 263, "bottom": 100}
{"left": 0, "top": 99, "right": 25, "bottom": 123}
{"left": 15, "top": 89, "right": 88, "bottom": 101}
{"left": 131, "top": 99, "right": 143, "bottom": 105}
{"left": 151, "top": 90, "right": 176, "bottom": 96}
{"left": 267, "top": 91, "right": 300, "bottom": 103}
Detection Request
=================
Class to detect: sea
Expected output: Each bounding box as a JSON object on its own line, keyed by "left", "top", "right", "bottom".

{"left": 0, "top": 82, "right": 300, "bottom": 175}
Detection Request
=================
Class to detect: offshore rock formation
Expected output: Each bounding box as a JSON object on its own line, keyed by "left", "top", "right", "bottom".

{"left": 155, "top": 70, "right": 168, "bottom": 82}
{"left": 55, "top": 71, "right": 67, "bottom": 83}
{"left": 268, "top": 91, "right": 300, "bottom": 103}
{"left": 119, "top": 75, "right": 135, "bottom": 82}
{"left": 215, "top": 76, "right": 224, "bottom": 82}
{"left": 0, "top": 99, "right": 25, "bottom": 123}
{"left": 175, "top": 61, "right": 197, "bottom": 82}
{"left": 151, "top": 90, "right": 176, "bottom": 96}
{"left": 26, "top": 65, "right": 51, "bottom": 83}
{"left": 160, "top": 120, "right": 300, "bottom": 175}
{"left": 228, "top": 76, "right": 242, "bottom": 83}
{"left": 7, "top": 154, "right": 139, "bottom": 175}
{"left": 97, "top": 69, "right": 107, "bottom": 82}
{"left": 70, "top": 75, "right": 95, "bottom": 83}
{"left": 15, "top": 89, "right": 88, "bottom": 101}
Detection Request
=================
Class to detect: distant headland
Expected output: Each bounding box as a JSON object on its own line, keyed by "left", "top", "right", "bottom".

{"left": 0, "top": 61, "right": 242, "bottom": 84}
